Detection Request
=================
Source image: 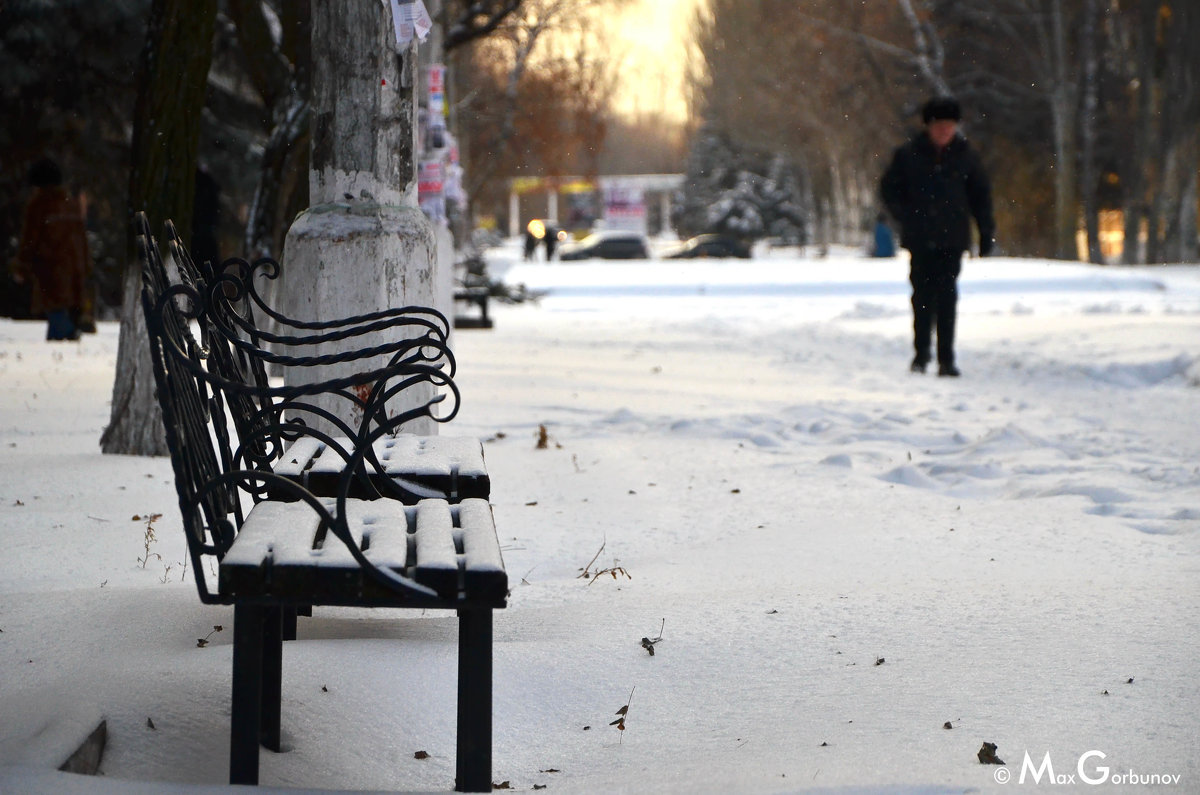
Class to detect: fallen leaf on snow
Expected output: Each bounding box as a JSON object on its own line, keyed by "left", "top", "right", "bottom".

{"left": 977, "top": 742, "right": 1004, "bottom": 765}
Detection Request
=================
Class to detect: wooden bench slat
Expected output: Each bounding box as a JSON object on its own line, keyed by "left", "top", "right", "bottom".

{"left": 414, "top": 500, "right": 460, "bottom": 597}
{"left": 275, "top": 434, "right": 490, "bottom": 502}
{"left": 455, "top": 499, "right": 507, "bottom": 601}
{"left": 378, "top": 435, "right": 487, "bottom": 477}
{"left": 221, "top": 501, "right": 364, "bottom": 597}
{"left": 272, "top": 437, "right": 324, "bottom": 479}
{"left": 354, "top": 499, "right": 414, "bottom": 571}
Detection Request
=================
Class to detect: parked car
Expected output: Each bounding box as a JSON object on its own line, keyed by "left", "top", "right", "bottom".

{"left": 661, "top": 234, "right": 752, "bottom": 259}
{"left": 557, "top": 231, "right": 651, "bottom": 261}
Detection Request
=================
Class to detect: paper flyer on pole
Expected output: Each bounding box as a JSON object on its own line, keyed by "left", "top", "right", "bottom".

{"left": 390, "top": 0, "right": 433, "bottom": 47}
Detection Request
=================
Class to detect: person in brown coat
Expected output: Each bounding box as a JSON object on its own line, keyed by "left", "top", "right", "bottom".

{"left": 10, "top": 158, "right": 92, "bottom": 340}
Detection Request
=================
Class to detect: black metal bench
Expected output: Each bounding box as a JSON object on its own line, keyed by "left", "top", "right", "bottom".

{"left": 454, "top": 285, "right": 493, "bottom": 329}
{"left": 453, "top": 254, "right": 494, "bottom": 330}
{"left": 138, "top": 214, "right": 507, "bottom": 792}
{"left": 162, "top": 220, "right": 496, "bottom": 638}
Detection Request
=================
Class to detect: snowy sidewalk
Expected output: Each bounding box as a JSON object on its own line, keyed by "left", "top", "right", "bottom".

{"left": 1, "top": 253, "right": 1198, "bottom": 793}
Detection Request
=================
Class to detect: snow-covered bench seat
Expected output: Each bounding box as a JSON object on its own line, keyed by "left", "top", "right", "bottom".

{"left": 272, "top": 433, "right": 490, "bottom": 503}
{"left": 220, "top": 497, "right": 506, "bottom": 603}
{"left": 137, "top": 214, "right": 506, "bottom": 792}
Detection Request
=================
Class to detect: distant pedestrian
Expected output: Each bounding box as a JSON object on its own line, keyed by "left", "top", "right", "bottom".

{"left": 880, "top": 96, "right": 994, "bottom": 377}
{"left": 9, "top": 158, "right": 92, "bottom": 341}
{"left": 871, "top": 212, "right": 895, "bottom": 258}
{"left": 523, "top": 219, "right": 543, "bottom": 261}
{"left": 544, "top": 223, "right": 560, "bottom": 260}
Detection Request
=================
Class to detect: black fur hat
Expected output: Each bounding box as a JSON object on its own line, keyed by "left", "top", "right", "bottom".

{"left": 921, "top": 96, "right": 962, "bottom": 124}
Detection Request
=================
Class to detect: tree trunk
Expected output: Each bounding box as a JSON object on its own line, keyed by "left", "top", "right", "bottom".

{"left": 1047, "top": 0, "right": 1078, "bottom": 261}
{"left": 101, "top": 0, "right": 217, "bottom": 456}
{"left": 1156, "top": 126, "right": 1199, "bottom": 263}
{"left": 1078, "top": 0, "right": 1103, "bottom": 264}
{"left": 231, "top": 0, "right": 311, "bottom": 259}
{"left": 1146, "top": 145, "right": 1173, "bottom": 264}
{"left": 245, "top": 97, "right": 311, "bottom": 259}
{"left": 1048, "top": 98, "right": 1078, "bottom": 261}
{"left": 1174, "top": 139, "right": 1199, "bottom": 263}
{"left": 1120, "top": 4, "right": 1157, "bottom": 265}
{"left": 1173, "top": 6, "right": 1200, "bottom": 263}
{"left": 275, "top": 0, "right": 438, "bottom": 437}
{"left": 896, "top": 0, "right": 950, "bottom": 95}
{"left": 1150, "top": 2, "right": 1200, "bottom": 264}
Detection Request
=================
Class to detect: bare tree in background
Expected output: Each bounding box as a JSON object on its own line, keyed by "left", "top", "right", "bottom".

{"left": 227, "top": 0, "right": 311, "bottom": 261}
{"left": 1140, "top": 2, "right": 1199, "bottom": 263}
{"left": 452, "top": 0, "right": 629, "bottom": 216}
{"left": 689, "top": 1, "right": 918, "bottom": 246}
{"left": 937, "top": 0, "right": 1081, "bottom": 259}
{"left": 685, "top": 0, "right": 1199, "bottom": 263}
{"left": 1078, "top": 0, "right": 1104, "bottom": 264}
{"left": 443, "top": 0, "right": 526, "bottom": 50}
{"left": 228, "top": 1, "right": 530, "bottom": 260}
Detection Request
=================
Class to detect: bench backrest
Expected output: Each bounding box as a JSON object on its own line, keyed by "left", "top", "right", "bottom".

{"left": 138, "top": 214, "right": 461, "bottom": 603}
{"left": 161, "top": 223, "right": 458, "bottom": 474}
{"left": 138, "top": 215, "right": 242, "bottom": 601}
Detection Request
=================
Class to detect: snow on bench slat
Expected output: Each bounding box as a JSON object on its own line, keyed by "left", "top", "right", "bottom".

{"left": 298, "top": 434, "right": 486, "bottom": 478}
{"left": 414, "top": 499, "right": 460, "bottom": 595}
{"left": 456, "top": 499, "right": 503, "bottom": 574}
{"left": 456, "top": 499, "right": 507, "bottom": 600}
{"left": 379, "top": 435, "right": 487, "bottom": 478}
{"left": 353, "top": 499, "right": 413, "bottom": 571}
{"left": 221, "top": 501, "right": 324, "bottom": 569}
{"left": 381, "top": 476, "right": 453, "bottom": 500}
{"left": 273, "top": 437, "right": 327, "bottom": 478}
{"left": 271, "top": 500, "right": 359, "bottom": 568}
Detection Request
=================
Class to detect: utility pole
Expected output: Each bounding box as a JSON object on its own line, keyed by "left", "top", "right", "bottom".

{"left": 277, "top": 0, "right": 440, "bottom": 435}
{"left": 417, "top": 0, "right": 456, "bottom": 330}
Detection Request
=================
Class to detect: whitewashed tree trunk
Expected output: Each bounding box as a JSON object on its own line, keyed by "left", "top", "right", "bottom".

{"left": 104, "top": 265, "right": 168, "bottom": 456}
{"left": 275, "top": 0, "right": 440, "bottom": 436}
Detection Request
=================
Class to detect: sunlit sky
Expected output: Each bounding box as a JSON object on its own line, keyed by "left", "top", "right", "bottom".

{"left": 606, "top": 0, "right": 703, "bottom": 123}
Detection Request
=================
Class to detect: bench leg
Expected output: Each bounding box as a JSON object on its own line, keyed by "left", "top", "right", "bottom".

{"left": 261, "top": 607, "right": 283, "bottom": 752}
{"left": 282, "top": 604, "right": 311, "bottom": 642}
{"left": 455, "top": 608, "right": 493, "bottom": 793}
{"left": 282, "top": 607, "right": 298, "bottom": 641}
{"left": 230, "top": 604, "right": 264, "bottom": 785}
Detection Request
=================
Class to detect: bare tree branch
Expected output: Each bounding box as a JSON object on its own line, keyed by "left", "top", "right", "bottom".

{"left": 895, "top": 0, "right": 950, "bottom": 94}
{"left": 444, "top": 0, "right": 525, "bottom": 51}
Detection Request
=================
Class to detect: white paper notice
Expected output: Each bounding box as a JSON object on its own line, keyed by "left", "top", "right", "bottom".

{"left": 390, "top": 0, "right": 433, "bottom": 47}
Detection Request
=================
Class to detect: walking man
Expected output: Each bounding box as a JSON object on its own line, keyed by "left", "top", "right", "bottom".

{"left": 880, "top": 96, "right": 994, "bottom": 377}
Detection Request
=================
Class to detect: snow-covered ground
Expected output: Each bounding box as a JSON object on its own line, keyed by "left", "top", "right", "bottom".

{"left": 2, "top": 244, "right": 1198, "bottom": 794}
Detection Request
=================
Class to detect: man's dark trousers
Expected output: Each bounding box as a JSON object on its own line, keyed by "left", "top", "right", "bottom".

{"left": 909, "top": 248, "right": 962, "bottom": 368}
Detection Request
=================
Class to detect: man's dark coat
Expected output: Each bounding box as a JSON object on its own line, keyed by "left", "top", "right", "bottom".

{"left": 880, "top": 132, "right": 994, "bottom": 255}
